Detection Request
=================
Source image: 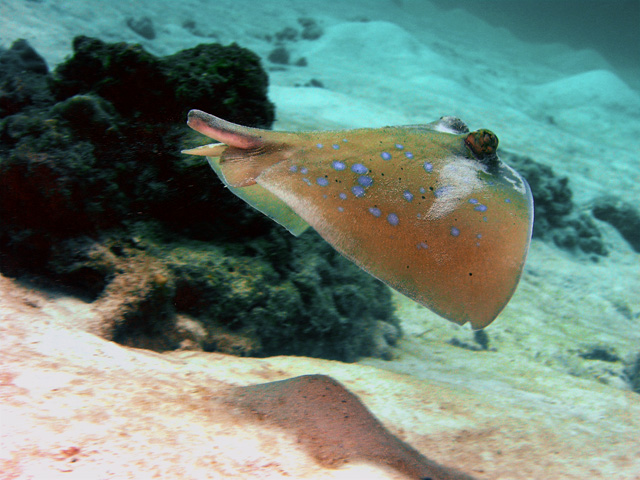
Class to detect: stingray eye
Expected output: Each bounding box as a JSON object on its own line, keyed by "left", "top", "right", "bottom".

{"left": 465, "top": 129, "right": 499, "bottom": 167}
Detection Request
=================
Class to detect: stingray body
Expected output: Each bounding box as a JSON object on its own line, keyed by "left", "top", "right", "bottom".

{"left": 184, "top": 110, "right": 533, "bottom": 329}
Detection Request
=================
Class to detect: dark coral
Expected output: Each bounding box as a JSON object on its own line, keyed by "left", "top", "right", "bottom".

{"left": 50, "top": 36, "right": 274, "bottom": 127}
{"left": 0, "top": 39, "right": 52, "bottom": 117}
{"left": 578, "top": 345, "right": 621, "bottom": 362}
{"left": 50, "top": 36, "right": 172, "bottom": 123}
{"left": 503, "top": 151, "right": 607, "bottom": 258}
{"left": 298, "top": 17, "right": 324, "bottom": 40}
{"left": 164, "top": 42, "right": 275, "bottom": 128}
{"left": 162, "top": 231, "right": 398, "bottom": 360}
{"left": 1, "top": 36, "right": 276, "bottom": 251}
{"left": 40, "top": 222, "right": 399, "bottom": 361}
{"left": 591, "top": 196, "right": 640, "bottom": 253}
{"left": 270, "top": 19, "right": 323, "bottom": 44}
{"left": 0, "top": 37, "right": 398, "bottom": 362}
{"left": 274, "top": 27, "right": 299, "bottom": 43}
{"left": 625, "top": 352, "right": 640, "bottom": 394}
{"left": 449, "top": 329, "right": 494, "bottom": 352}
{"left": 126, "top": 16, "right": 156, "bottom": 40}
{"left": 268, "top": 47, "right": 290, "bottom": 65}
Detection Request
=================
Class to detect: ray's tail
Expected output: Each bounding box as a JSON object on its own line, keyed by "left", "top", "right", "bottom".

{"left": 182, "top": 109, "right": 310, "bottom": 236}
{"left": 183, "top": 109, "right": 292, "bottom": 188}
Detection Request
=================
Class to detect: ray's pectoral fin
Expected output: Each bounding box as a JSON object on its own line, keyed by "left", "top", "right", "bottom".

{"left": 182, "top": 109, "right": 309, "bottom": 236}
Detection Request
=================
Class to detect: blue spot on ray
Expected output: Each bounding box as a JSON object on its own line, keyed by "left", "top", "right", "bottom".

{"left": 289, "top": 165, "right": 298, "bottom": 172}
{"left": 316, "top": 144, "right": 323, "bottom": 149}
{"left": 300, "top": 167, "right": 308, "bottom": 174}
{"left": 332, "top": 160, "right": 346, "bottom": 171}
{"left": 369, "top": 207, "right": 381, "bottom": 217}
{"left": 395, "top": 143, "right": 404, "bottom": 150}
{"left": 423, "top": 162, "right": 433, "bottom": 173}
{"left": 337, "top": 206, "right": 344, "bottom": 212}
{"left": 474, "top": 204, "right": 488, "bottom": 212}
{"left": 339, "top": 192, "right": 348, "bottom": 200}
{"left": 358, "top": 176, "right": 373, "bottom": 187}
{"left": 468, "top": 198, "right": 479, "bottom": 204}
{"left": 403, "top": 190, "right": 414, "bottom": 202}
{"left": 317, "top": 177, "right": 329, "bottom": 186}
{"left": 405, "top": 152, "right": 414, "bottom": 159}
{"left": 332, "top": 144, "right": 340, "bottom": 150}
{"left": 451, "top": 227, "right": 460, "bottom": 237}
{"left": 351, "top": 163, "right": 368, "bottom": 174}
{"left": 387, "top": 213, "right": 399, "bottom": 226}
{"left": 381, "top": 151, "right": 392, "bottom": 160}
{"left": 505, "top": 198, "right": 512, "bottom": 203}
{"left": 352, "top": 185, "right": 365, "bottom": 197}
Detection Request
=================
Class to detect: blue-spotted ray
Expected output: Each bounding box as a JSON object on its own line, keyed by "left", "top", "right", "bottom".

{"left": 183, "top": 110, "right": 533, "bottom": 329}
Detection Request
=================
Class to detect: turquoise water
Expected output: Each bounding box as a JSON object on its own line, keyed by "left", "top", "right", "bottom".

{"left": 432, "top": 0, "right": 639, "bottom": 91}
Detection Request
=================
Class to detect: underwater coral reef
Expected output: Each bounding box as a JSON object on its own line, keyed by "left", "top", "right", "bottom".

{"left": 0, "top": 37, "right": 398, "bottom": 361}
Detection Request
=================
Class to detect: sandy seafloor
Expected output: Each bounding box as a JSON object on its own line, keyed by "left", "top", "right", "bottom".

{"left": 1, "top": 0, "right": 640, "bottom": 478}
